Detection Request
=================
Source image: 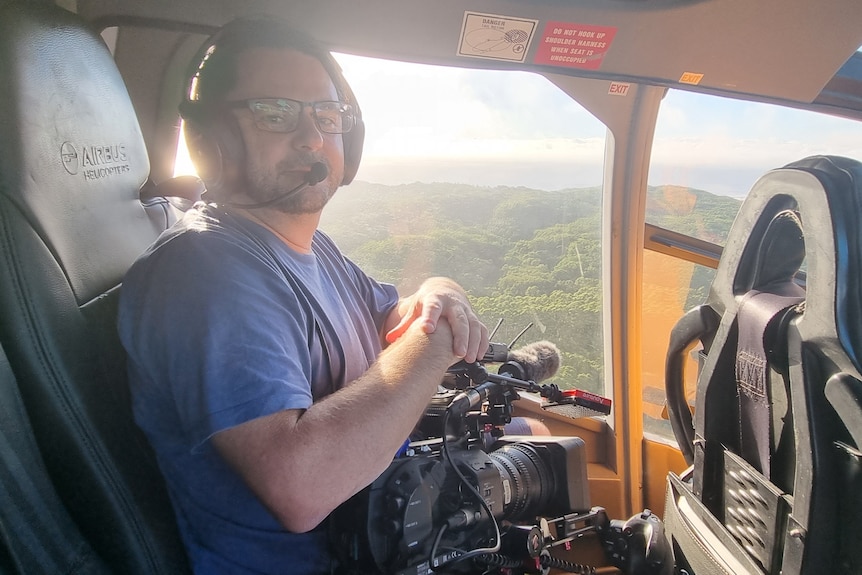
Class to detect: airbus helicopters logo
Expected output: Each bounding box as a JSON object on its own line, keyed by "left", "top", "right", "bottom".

{"left": 60, "top": 142, "right": 79, "bottom": 174}
{"left": 60, "top": 141, "right": 130, "bottom": 180}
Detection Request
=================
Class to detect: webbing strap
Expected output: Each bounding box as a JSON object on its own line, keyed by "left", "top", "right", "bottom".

{"left": 735, "top": 288, "right": 803, "bottom": 475}
{"left": 0, "top": 349, "right": 110, "bottom": 575}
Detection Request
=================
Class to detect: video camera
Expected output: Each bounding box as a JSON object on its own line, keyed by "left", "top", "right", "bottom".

{"left": 332, "top": 340, "right": 671, "bottom": 575}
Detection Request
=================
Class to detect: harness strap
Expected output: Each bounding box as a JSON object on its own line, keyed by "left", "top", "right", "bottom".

{"left": 735, "top": 287, "right": 803, "bottom": 475}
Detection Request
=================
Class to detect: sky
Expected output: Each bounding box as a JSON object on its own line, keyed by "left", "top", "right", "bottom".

{"left": 176, "top": 52, "right": 862, "bottom": 198}
{"left": 333, "top": 53, "right": 608, "bottom": 191}
{"left": 333, "top": 53, "right": 862, "bottom": 197}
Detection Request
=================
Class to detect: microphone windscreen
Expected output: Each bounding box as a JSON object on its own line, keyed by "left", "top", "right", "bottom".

{"left": 507, "top": 341, "right": 561, "bottom": 382}
{"left": 307, "top": 162, "right": 329, "bottom": 185}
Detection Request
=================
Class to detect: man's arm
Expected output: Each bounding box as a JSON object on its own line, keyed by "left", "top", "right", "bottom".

{"left": 211, "top": 319, "right": 457, "bottom": 533}
{"left": 383, "top": 276, "right": 489, "bottom": 362}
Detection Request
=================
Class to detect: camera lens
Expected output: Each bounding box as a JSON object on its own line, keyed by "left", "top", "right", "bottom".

{"left": 488, "top": 443, "right": 555, "bottom": 521}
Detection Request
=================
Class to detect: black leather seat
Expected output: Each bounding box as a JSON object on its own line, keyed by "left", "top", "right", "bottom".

{"left": 0, "top": 3, "right": 189, "bottom": 573}
{"left": 664, "top": 155, "right": 862, "bottom": 574}
{"left": 0, "top": 343, "right": 111, "bottom": 574}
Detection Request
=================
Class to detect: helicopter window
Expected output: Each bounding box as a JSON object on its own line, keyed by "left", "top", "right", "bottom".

{"left": 324, "top": 54, "right": 609, "bottom": 398}
{"left": 642, "top": 89, "right": 862, "bottom": 442}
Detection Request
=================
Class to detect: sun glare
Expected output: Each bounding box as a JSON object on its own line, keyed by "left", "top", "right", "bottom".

{"left": 173, "top": 123, "right": 198, "bottom": 177}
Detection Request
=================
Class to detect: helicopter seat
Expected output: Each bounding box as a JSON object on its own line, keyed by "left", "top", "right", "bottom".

{"left": 664, "top": 155, "right": 862, "bottom": 574}
{"left": 0, "top": 2, "right": 190, "bottom": 573}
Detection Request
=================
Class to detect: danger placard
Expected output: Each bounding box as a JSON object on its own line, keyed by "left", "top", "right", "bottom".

{"left": 458, "top": 12, "right": 538, "bottom": 63}
{"left": 534, "top": 21, "right": 617, "bottom": 70}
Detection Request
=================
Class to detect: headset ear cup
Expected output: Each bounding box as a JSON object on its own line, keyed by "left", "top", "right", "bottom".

{"left": 182, "top": 112, "right": 246, "bottom": 196}
{"left": 341, "top": 115, "right": 364, "bottom": 186}
{"left": 183, "top": 119, "right": 224, "bottom": 190}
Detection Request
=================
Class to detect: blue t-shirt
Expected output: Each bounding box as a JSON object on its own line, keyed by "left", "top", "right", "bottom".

{"left": 117, "top": 205, "right": 398, "bottom": 574}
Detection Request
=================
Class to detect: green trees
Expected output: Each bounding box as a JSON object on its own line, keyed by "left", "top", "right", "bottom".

{"left": 320, "top": 181, "right": 739, "bottom": 396}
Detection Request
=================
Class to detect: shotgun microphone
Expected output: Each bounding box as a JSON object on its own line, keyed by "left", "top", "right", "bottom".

{"left": 447, "top": 341, "right": 562, "bottom": 416}
{"left": 499, "top": 340, "right": 562, "bottom": 383}
{"left": 223, "top": 162, "right": 329, "bottom": 209}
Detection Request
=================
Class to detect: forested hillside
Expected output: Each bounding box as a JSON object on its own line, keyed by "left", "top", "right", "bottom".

{"left": 320, "top": 181, "right": 740, "bottom": 395}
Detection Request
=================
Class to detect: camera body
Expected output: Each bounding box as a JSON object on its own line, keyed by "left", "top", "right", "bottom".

{"left": 331, "top": 351, "right": 670, "bottom": 575}
{"left": 332, "top": 386, "right": 590, "bottom": 575}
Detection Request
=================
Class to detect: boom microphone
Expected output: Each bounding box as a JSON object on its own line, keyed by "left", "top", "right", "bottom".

{"left": 305, "top": 162, "right": 329, "bottom": 185}
{"left": 501, "top": 340, "right": 562, "bottom": 383}
{"left": 223, "top": 162, "right": 329, "bottom": 209}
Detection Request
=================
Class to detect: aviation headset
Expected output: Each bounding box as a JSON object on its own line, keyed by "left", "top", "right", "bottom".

{"left": 178, "top": 17, "right": 365, "bottom": 191}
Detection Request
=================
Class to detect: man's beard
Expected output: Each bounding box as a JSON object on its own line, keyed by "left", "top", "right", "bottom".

{"left": 245, "top": 158, "right": 338, "bottom": 214}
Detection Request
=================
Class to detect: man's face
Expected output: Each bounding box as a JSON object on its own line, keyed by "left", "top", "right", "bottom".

{"left": 224, "top": 47, "right": 345, "bottom": 214}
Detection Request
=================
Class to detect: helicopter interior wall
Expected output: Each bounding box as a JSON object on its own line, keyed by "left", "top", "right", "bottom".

{"left": 75, "top": 0, "right": 862, "bottom": 189}
{"left": 108, "top": 25, "right": 209, "bottom": 183}
{"left": 80, "top": 0, "right": 862, "bottom": 108}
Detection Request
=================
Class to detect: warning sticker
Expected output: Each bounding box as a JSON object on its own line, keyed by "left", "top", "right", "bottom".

{"left": 458, "top": 12, "right": 538, "bottom": 63}
{"left": 534, "top": 21, "right": 617, "bottom": 70}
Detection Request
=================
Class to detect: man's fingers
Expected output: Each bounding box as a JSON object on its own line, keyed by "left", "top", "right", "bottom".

{"left": 385, "top": 299, "right": 419, "bottom": 343}
{"left": 384, "top": 315, "right": 410, "bottom": 343}
{"left": 462, "top": 319, "right": 490, "bottom": 363}
{"left": 447, "top": 308, "right": 470, "bottom": 357}
{"left": 387, "top": 283, "right": 487, "bottom": 362}
{"left": 418, "top": 299, "right": 443, "bottom": 333}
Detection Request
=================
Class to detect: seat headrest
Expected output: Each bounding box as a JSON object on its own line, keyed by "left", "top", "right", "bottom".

{"left": 709, "top": 155, "right": 862, "bottom": 371}
{"left": 750, "top": 209, "right": 805, "bottom": 291}
{"left": 0, "top": 3, "right": 156, "bottom": 304}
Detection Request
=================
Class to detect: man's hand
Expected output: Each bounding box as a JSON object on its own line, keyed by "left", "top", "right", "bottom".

{"left": 384, "top": 277, "right": 489, "bottom": 362}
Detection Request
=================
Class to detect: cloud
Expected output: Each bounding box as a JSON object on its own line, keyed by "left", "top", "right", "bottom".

{"left": 335, "top": 52, "right": 605, "bottom": 148}
{"left": 333, "top": 53, "right": 862, "bottom": 196}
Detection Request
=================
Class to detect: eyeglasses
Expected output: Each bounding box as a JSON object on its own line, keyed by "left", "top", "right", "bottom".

{"left": 225, "top": 98, "right": 355, "bottom": 134}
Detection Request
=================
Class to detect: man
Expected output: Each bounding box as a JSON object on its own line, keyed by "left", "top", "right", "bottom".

{"left": 118, "top": 18, "right": 489, "bottom": 574}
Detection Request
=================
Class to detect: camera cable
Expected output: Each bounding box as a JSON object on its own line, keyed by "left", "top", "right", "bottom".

{"left": 539, "top": 553, "right": 596, "bottom": 574}
{"left": 429, "top": 409, "right": 502, "bottom": 572}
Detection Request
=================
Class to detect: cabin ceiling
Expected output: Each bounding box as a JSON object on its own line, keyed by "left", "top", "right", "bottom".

{"left": 76, "top": 0, "right": 862, "bottom": 106}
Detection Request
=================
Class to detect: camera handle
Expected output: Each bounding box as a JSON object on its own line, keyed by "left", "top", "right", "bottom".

{"left": 447, "top": 361, "right": 569, "bottom": 402}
